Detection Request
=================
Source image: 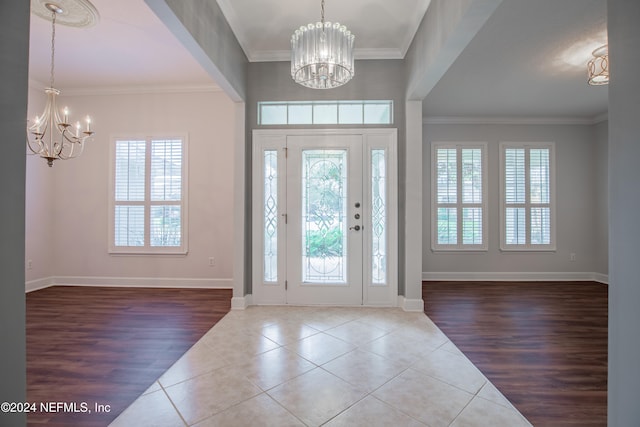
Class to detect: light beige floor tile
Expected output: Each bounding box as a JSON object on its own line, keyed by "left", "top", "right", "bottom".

{"left": 240, "top": 347, "right": 316, "bottom": 391}
{"left": 164, "top": 366, "right": 262, "bottom": 426}
{"left": 201, "top": 331, "right": 281, "bottom": 364}
{"left": 267, "top": 368, "right": 366, "bottom": 426}
{"left": 360, "top": 332, "right": 437, "bottom": 367}
{"left": 109, "top": 389, "right": 185, "bottom": 427}
{"left": 411, "top": 347, "right": 487, "bottom": 394}
{"left": 323, "top": 395, "right": 426, "bottom": 427}
{"left": 192, "top": 393, "right": 304, "bottom": 427}
{"left": 113, "top": 307, "right": 531, "bottom": 427}
{"left": 476, "top": 382, "right": 515, "bottom": 409}
{"left": 324, "top": 320, "right": 389, "bottom": 346}
{"left": 158, "top": 341, "right": 232, "bottom": 387}
{"left": 450, "top": 396, "right": 532, "bottom": 427}
{"left": 286, "top": 332, "right": 356, "bottom": 365}
{"left": 301, "top": 312, "right": 353, "bottom": 331}
{"left": 321, "top": 349, "right": 406, "bottom": 392}
{"left": 142, "top": 381, "right": 162, "bottom": 395}
{"left": 439, "top": 340, "right": 465, "bottom": 357}
{"left": 261, "top": 322, "right": 320, "bottom": 346}
{"left": 373, "top": 369, "right": 474, "bottom": 427}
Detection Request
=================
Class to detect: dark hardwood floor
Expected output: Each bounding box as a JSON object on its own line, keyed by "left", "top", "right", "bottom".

{"left": 26, "top": 286, "right": 231, "bottom": 427}
{"left": 423, "top": 281, "right": 608, "bottom": 427}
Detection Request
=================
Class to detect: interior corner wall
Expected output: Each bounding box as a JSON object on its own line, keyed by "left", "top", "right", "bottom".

{"left": 246, "top": 59, "right": 407, "bottom": 295}
{"left": 422, "top": 123, "right": 601, "bottom": 277}
{"left": 0, "top": 0, "right": 28, "bottom": 422}
{"left": 26, "top": 90, "right": 237, "bottom": 286}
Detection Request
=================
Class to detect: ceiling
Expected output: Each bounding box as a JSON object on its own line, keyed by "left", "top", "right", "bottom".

{"left": 28, "top": 0, "right": 608, "bottom": 119}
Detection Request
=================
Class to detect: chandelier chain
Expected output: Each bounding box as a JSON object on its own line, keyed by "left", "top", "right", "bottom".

{"left": 321, "top": 0, "right": 325, "bottom": 25}
{"left": 50, "top": 10, "right": 56, "bottom": 88}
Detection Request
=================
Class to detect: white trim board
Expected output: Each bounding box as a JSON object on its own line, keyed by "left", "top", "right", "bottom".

{"left": 422, "top": 271, "right": 608, "bottom": 284}
{"left": 25, "top": 276, "right": 233, "bottom": 292}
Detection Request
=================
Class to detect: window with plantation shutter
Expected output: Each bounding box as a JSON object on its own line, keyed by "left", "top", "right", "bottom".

{"left": 431, "top": 143, "right": 487, "bottom": 250}
{"left": 109, "top": 136, "right": 188, "bottom": 254}
{"left": 500, "top": 142, "right": 555, "bottom": 251}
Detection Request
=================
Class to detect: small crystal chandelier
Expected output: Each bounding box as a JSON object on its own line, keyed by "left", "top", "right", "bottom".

{"left": 291, "top": 0, "right": 355, "bottom": 89}
{"left": 27, "top": 2, "right": 94, "bottom": 167}
{"left": 587, "top": 45, "right": 609, "bottom": 86}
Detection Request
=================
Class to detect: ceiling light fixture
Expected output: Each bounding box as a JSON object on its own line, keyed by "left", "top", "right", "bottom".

{"left": 27, "top": 2, "right": 95, "bottom": 167}
{"left": 587, "top": 45, "right": 609, "bottom": 86}
{"left": 291, "top": 0, "right": 355, "bottom": 89}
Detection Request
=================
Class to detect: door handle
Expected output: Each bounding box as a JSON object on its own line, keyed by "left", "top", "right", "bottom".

{"left": 349, "top": 225, "right": 361, "bottom": 231}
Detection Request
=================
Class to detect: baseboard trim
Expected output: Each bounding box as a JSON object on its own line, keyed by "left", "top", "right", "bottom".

{"left": 25, "top": 277, "right": 55, "bottom": 293}
{"left": 399, "top": 296, "right": 425, "bottom": 312}
{"left": 231, "top": 294, "right": 252, "bottom": 310}
{"left": 422, "top": 271, "right": 609, "bottom": 283}
{"left": 26, "top": 276, "right": 233, "bottom": 292}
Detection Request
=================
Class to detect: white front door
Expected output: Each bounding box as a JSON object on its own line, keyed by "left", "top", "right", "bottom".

{"left": 252, "top": 129, "right": 397, "bottom": 306}
{"left": 286, "top": 135, "right": 363, "bottom": 305}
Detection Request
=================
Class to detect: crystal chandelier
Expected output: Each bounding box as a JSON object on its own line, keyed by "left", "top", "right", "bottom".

{"left": 291, "top": 0, "right": 355, "bottom": 89}
{"left": 587, "top": 45, "right": 609, "bottom": 86}
{"left": 27, "top": 2, "right": 94, "bottom": 167}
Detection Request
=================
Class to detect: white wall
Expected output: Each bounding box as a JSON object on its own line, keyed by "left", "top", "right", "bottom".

{"left": 25, "top": 86, "right": 55, "bottom": 287}
{"left": 422, "top": 122, "right": 605, "bottom": 279}
{"left": 25, "top": 90, "right": 236, "bottom": 288}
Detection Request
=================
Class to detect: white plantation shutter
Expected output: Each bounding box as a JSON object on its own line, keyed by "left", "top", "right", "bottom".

{"left": 501, "top": 143, "right": 554, "bottom": 250}
{"left": 432, "top": 143, "right": 487, "bottom": 250}
{"left": 110, "top": 136, "right": 187, "bottom": 254}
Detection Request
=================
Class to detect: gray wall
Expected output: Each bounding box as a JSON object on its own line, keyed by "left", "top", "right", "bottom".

{"left": 594, "top": 120, "right": 608, "bottom": 275}
{"left": 608, "top": 0, "right": 640, "bottom": 424}
{"left": 0, "top": 1, "right": 28, "bottom": 425}
{"left": 422, "top": 123, "right": 606, "bottom": 277}
{"left": 247, "top": 59, "right": 407, "bottom": 294}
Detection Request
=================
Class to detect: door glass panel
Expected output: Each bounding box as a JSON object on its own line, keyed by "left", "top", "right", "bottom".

{"left": 302, "top": 150, "right": 347, "bottom": 284}
{"left": 371, "top": 149, "right": 387, "bottom": 285}
{"left": 264, "top": 150, "right": 278, "bottom": 282}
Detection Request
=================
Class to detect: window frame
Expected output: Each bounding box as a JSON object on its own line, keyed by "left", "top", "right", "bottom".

{"left": 258, "top": 100, "right": 394, "bottom": 126}
{"left": 499, "top": 141, "right": 556, "bottom": 251}
{"left": 431, "top": 142, "right": 488, "bottom": 251}
{"left": 108, "top": 134, "right": 189, "bottom": 255}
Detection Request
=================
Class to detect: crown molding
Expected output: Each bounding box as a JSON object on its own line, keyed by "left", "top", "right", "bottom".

{"left": 423, "top": 115, "right": 609, "bottom": 126}
{"left": 248, "top": 47, "right": 404, "bottom": 62}
{"left": 28, "top": 79, "right": 221, "bottom": 96}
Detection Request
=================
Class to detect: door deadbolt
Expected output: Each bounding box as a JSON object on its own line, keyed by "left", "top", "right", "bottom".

{"left": 354, "top": 213, "right": 360, "bottom": 219}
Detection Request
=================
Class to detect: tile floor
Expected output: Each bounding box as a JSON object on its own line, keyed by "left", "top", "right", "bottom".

{"left": 109, "top": 306, "right": 532, "bottom": 427}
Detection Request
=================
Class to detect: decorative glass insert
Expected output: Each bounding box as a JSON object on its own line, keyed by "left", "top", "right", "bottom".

{"left": 371, "top": 149, "right": 387, "bottom": 285}
{"left": 263, "top": 150, "right": 278, "bottom": 282}
{"left": 302, "top": 150, "right": 348, "bottom": 283}
{"left": 258, "top": 101, "right": 393, "bottom": 125}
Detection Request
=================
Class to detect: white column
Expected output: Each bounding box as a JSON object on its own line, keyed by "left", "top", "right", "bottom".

{"left": 403, "top": 101, "right": 424, "bottom": 311}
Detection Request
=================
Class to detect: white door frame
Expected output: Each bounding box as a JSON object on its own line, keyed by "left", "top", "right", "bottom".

{"left": 251, "top": 128, "right": 398, "bottom": 307}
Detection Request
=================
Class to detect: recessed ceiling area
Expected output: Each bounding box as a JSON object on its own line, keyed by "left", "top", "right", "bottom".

{"left": 28, "top": 0, "right": 608, "bottom": 119}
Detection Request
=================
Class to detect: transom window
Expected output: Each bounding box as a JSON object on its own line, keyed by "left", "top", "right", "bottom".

{"left": 431, "top": 143, "right": 488, "bottom": 250}
{"left": 258, "top": 100, "right": 393, "bottom": 125}
{"left": 500, "top": 142, "right": 555, "bottom": 251}
{"left": 109, "top": 136, "right": 188, "bottom": 254}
